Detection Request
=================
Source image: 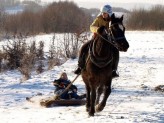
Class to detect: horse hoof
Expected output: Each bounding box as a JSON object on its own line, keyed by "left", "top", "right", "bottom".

{"left": 95, "top": 104, "right": 104, "bottom": 112}
{"left": 95, "top": 105, "right": 100, "bottom": 112}
{"left": 88, "top": 112, "right": 94, "bottom": 117}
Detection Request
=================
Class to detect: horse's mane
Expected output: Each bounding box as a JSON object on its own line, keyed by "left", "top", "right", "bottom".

{"left": 89, "top": 32, "right": 113, "bottom": 68}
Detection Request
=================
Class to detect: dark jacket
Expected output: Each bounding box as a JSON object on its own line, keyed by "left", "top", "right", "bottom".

{"left": 53, "top": 78, "right": 77, "bottom": 91}
{"left": 53, "top": 78, "right": 79, "bottom": 100}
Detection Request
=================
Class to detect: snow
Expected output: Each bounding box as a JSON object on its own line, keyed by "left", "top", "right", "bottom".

{"left": 0, "top": 31, "right": 164, "bottom": 123}
{"left": 5, "top": 6, "right": 24, "bottom": 14}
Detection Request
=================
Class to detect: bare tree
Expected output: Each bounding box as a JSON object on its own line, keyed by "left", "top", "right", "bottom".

{"left": 48, "top": 35, "right": 62, "bottom": 70}
{"left": 62, "top": 30, "right": 89, "bottom": 59}
{"left": 3, "top": 1, "right": 92, "bottom": 35}
{"left": 126, "top": 5, "right": 164, "bottom": 30}
{"left": 36, "top": 41, "right": 44, "bottom": 74}
{"left": 0, "top": 50, "right": 3, "bottom": 72}
{"left": 0, "top": 8, "right": 6, "bottom": 33}
{"left": 19, "top": 52, "right": 35, "bottom": 81}
{"left": 19, "top": 41, "right": 37, "bottom": 81}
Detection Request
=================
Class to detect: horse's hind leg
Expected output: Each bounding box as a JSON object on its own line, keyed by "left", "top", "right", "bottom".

{"left": 89, "top": 87, "right": 96, "bottom": 116}
{"left": 95, "top": 86, "right": 103, "bottom": 105}
{"left": 96, "top": 81, "right": 112, "bottom": 112}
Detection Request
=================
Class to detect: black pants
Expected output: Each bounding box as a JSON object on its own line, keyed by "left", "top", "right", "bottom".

{"left": 112, "top": 47, "right": 119, "bottom": 71}
{"left": 78, "top": 40, "right": 92, "bottom": 68}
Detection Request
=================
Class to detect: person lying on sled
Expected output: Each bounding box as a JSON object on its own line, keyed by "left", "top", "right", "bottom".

{"left": 53, "top": 72, "right": 85, "bottom": 99}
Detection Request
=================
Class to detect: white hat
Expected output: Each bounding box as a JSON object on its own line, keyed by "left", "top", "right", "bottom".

{"left": 100, "top": 5, "right": 112, "bottom": 17}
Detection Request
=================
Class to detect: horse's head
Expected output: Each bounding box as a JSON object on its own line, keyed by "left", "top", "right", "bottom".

{"left": 108, "top": 13, "right": 129, "bottom": 52}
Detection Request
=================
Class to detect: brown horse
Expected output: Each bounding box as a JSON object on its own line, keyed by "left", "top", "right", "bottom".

{"left": 81, "top": 13, "right": 129, "bottom": 116}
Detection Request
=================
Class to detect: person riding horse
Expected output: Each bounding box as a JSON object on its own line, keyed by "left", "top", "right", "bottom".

{"left": 81, "top": 12, "right": 129, "bottom": 116}
{"left": 74, "top": 4, "right": 119, "bottom": 78}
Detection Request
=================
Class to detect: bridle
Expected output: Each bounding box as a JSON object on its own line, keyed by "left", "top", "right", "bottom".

{"left": 98, "top": 23, "right": 126, "bottom": 50}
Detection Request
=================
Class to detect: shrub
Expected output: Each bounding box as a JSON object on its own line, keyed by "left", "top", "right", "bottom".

{"left": 126, "top": 5, "right": 164, "bottom": 30}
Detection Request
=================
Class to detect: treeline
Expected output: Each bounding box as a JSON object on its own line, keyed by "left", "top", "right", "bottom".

{"left": 0, "top": 1, "right": 92, "bottom": 36}
{"left": 1, "top": 1, "right": 164, "bottom": 36}
{"left": 126, "top": 5, "right": 164, "bottom": 30}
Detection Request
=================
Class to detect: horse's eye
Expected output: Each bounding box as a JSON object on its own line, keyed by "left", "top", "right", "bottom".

{"left": 118, "top": 24, "right": 124, "bottom": 31}
{"left": 109, "top": 21, "right": 111, "bottom": 27}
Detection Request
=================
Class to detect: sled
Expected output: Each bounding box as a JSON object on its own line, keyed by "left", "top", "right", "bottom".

{"left": 26, "top": 95, "right": 86, "bottom": 107}
{"left": 40, "top": 98, "right": 86, "bottom": 107}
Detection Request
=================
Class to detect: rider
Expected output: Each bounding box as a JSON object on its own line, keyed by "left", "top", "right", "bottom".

{"left": 74, "top": 4, "right": 119, "bottom": 78}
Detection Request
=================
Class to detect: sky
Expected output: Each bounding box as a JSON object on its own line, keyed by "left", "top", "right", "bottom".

{"left": 43, "top": 0, "right": 164, "bottom": 4}
{"left": 40, "top": 0, "right": 164, "bottom": 10}
{"left": 0, "top": 31, "right": 164, "bottom": 122}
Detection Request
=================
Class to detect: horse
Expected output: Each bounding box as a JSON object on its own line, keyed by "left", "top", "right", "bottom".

{"left": 81, "top": 13, "right": 129, "bottom": 116}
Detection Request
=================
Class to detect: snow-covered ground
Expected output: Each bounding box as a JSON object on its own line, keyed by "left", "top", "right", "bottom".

{"left": 0, "top": 31, "right": 164, "bottom": 123}
{"left": 5, "top": 6, "right": 24, "bottom": 14}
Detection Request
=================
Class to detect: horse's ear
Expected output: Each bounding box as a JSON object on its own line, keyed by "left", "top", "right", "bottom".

{"left": 111, "top": 13, "right": 115, "bottom": 18}
{"left": 120, "top": 15, "right": 124, "bottom": 21}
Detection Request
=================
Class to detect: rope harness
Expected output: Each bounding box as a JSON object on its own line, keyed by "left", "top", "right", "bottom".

{"left": 87, "top": 23, "right": 125, "bottom": 68}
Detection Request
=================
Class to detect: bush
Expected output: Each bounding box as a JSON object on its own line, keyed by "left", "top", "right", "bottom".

{"left": 2, "top": 38, "right": 27, "bottom": 69}
{"left": 3, "top": 1, "right": 92, "bottom": 35}
{"left": 126, "top": 5, "right": 164, "bottom": 30}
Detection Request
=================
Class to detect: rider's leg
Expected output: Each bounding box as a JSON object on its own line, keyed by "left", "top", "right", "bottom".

{"left": 74, "top": 41, "right": 91, "bottom": 74}
{"left": 112, "top": 47, "right": 119, "bottom": 78}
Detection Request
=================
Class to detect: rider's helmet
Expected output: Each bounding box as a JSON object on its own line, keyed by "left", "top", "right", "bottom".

{"left": 100, "top": 5, "right": 112, "bottom": 17}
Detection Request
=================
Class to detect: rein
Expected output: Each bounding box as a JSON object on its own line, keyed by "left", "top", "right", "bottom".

{"left": 89, "top": 39, "right": 113, "bottom": 68}
{"left": 98, "top": 32, "right": 118, "bottom": 49}
{"left": 98, "top": 23, "right": 126, "bottom": 50}
{"left": 89, "top": 31, "right": 113, "bottom": 68}
{"left": 87, "top": 23, "right": 126, "bottom": 68}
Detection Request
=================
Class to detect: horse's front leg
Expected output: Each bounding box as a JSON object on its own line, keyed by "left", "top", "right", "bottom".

{"left": 89, "top": 87, "right": 96, "bottom": 116}
{"left": 96, "top": 80, "right": 112, "bottom": 112}
{"left": 85, "top": 84, "right": 90, "bottom": 112}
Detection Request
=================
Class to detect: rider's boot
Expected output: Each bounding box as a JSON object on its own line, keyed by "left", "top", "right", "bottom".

{"left": 112, "top": 48, "right": 119, "bottom": 78}
{"left": 74, "top": 67, "right": 82, "bottom": 75}
{"left": 112, "top": 70, "right": 119, "bottom": 78}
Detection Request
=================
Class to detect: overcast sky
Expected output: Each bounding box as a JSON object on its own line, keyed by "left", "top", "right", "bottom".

{"left": 41, "top": 0, "right": 164, "bottom": 10}
{"left": 44, "top": 0, "right": 164, "bottom": 4}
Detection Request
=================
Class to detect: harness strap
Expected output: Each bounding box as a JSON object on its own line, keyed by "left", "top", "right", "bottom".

{"left": 98, "top": 33, "right": 118, "bottom": 49}
{"left": 88, "top": 37, "right": 113, "bottom": 68}
{"left": 109, "top": 29, "right": 125, "bottom": 42}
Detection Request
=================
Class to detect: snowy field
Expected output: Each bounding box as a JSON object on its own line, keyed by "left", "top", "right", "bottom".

{"left": 0, "top": 31, "right": 164, "bottom": 123}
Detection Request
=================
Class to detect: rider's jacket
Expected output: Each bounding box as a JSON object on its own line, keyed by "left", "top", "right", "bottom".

{"left": 90, "top": 15, "right": 111, "bottom": 34}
